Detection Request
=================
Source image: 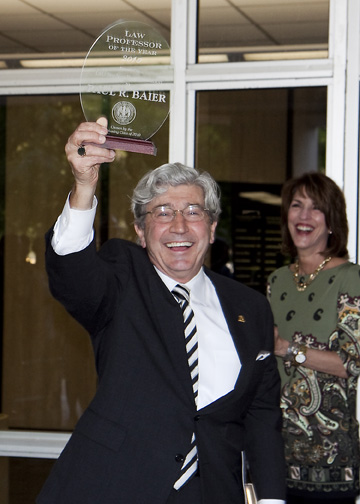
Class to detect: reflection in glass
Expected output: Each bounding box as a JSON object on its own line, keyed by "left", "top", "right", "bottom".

{"left": 198, "top": 0, "right": 330, "bottom": 63}
{"left": 196, "top": 87, "right": 327, "bottom": 292}
{"left": 0, "top": 2, "right": 172, "bottom": 70}
{"left": 2, "top": 95, "right": 168, "bottom": 432}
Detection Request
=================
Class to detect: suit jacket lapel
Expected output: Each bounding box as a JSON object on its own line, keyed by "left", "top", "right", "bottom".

{"left": 138, "top": 261, "right": 262, "bottom": 411}
{"left": 142, "top": 265, "right": 197, "bottom": 408}
{"left": 204, "top": 270, "right": 261, "bottom": 405}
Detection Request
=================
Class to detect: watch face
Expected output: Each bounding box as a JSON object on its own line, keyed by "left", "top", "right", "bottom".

{"left": 295, "top": 353, "right": 306, "bottom": 364}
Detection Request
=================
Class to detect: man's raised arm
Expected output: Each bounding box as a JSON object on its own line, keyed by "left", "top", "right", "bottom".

{"left": 65, "top": 117, "right": 115, "bottom": 210}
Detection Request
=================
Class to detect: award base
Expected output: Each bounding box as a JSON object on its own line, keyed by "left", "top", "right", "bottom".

{"left": 103, "top": 135, "right": 157, "bottom": 156}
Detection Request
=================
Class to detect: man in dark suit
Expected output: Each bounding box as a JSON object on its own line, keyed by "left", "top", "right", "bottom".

{"left": 37, "top": 118, "right": 286, "bottom": 504}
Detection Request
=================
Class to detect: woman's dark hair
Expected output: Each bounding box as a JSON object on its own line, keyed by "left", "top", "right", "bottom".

{"left": 281, "top": 172, "right": 349, "bottom": 259}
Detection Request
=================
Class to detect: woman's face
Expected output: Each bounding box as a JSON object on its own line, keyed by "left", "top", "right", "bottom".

{"left": 287, "top": 188, "right": 330, "bottom": 257}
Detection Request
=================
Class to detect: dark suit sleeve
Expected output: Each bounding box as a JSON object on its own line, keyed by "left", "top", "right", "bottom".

{"left": 243, "top": 300, "right": 286, "bottom": 500}
{"left": 44, "top": 229, "right": 122, "bottom": 335}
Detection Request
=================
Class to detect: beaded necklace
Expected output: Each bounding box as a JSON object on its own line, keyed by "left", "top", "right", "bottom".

{"left": 293, "top": 256, "right": 332, "bottom": 292}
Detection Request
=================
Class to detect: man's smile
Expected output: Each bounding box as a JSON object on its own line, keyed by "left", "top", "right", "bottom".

{"left": 166, "top": 241, "right": 193, "bottom": 248}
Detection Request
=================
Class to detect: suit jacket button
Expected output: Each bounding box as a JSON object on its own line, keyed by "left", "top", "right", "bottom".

{"left": 175, "top": 454, "right": 184, "bottom": 463}
{"left": 194, "top": 415, "right": 200, "bottom": 421}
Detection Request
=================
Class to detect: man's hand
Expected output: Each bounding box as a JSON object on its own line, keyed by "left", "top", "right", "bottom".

{"left": 65, "top": 117, "right": 116, "bottom": 209}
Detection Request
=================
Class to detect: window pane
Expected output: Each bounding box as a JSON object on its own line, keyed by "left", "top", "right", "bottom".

{"left": 198, "top": 0, "right": 330, "bottom": 63}
{"left": 0, "top": 2, "right": 172, "bottom": 70}
{"left": 1, "top": 95, "right": 169, "bottom": 430}
{"left": 196, "top": 87, "right": 327, "bottom": 292}
{"left": 3, "top": 95, "right": 90, "bottom": 431}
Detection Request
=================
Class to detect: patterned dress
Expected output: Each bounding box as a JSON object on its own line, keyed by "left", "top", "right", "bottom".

{"left": 267, "top": 262, "right": 360, "bottom": 498}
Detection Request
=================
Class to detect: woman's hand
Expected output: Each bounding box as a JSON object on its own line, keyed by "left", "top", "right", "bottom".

{"left": 273, "top": 326, "right": 290, "bottom": 358}
{"left": 274, "top": 326, "right": 348, "bottom": 378}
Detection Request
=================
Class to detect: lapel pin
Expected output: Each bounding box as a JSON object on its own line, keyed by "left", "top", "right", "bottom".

{"left": 238, "top": 315, "right": 245, "bottom": 323}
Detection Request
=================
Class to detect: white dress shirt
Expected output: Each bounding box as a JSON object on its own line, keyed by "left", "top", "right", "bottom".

{"left": 51, "top": 195, "right": 285, "bottom": 504}
{"left": 156, "top": 267, "right": 241, "bottom": 410}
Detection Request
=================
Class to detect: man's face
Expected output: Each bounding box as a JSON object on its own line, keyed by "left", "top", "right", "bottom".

{"left": 135, "top": 184, "right": 217, "bottom": 283}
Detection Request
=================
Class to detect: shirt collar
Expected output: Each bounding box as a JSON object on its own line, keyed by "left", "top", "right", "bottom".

{"left": 154, "top": 266, "right": 206, "bottom": 294}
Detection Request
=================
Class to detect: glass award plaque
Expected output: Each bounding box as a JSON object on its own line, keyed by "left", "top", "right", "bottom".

{"left": 80, "top": 20, "right": 171, "bottom": 155}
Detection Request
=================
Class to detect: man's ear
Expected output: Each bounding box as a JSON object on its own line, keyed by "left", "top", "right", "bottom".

{"left": 134, "top": 224, "right": 146, "bottom": 248}
{"left": 209, "top": 221, "right": 217, "bottom": 244}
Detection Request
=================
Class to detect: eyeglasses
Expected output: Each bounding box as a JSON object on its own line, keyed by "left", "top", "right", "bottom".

{"left": 143, "top": 204, "right": 210, "bottom": 223}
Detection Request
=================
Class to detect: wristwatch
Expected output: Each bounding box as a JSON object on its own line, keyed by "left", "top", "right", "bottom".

{"left": 284, "top": 342, "right": 307, "bottom": 366}
{"left": 293, "top": 345, "right": 307, "bottom": 365}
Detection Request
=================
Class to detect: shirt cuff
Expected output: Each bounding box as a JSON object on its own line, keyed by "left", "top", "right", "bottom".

{"left": 51, "top": 193, "right": 97, "bottom": 255}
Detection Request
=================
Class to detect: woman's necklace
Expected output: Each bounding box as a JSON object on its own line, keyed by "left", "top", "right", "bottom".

{"left": 293, "top": 256, "right": 332, "bottom": 292}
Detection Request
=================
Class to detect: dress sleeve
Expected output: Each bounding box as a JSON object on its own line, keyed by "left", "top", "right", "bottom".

{"left": 331, "top": 264, "right": 360, "bottom": 375}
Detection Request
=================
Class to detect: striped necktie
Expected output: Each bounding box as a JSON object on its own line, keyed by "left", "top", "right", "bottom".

{"left": 172, "top": 284, "right": 199, "bottom": 490}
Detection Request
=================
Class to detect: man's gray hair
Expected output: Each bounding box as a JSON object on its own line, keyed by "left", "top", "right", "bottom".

{"left": 131, "top": 162, "right": 221, "bottom": 229}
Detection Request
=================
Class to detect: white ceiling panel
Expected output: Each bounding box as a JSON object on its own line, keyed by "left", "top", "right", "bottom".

{"left": 55, "top": 11, "right": 148, "bottom": 32}
{"left": 0, "top": 14, "right": 74, "bottom": 31}
{"left": 265, "top": 22, "right": 329, "bottom": 45}
{"left": 24, "top": 0, "right": 130, "bottom": 13}
{"left": 199, "top": 7, "right": 248, "bottom": 26}
{"left": 0, "top": 0, "right": 40, "bottom": 15}
{"left": 121, "top": 0, "right": 171, "bottom": 8}
{"left": 5, "top": 29, "right": 94, "bottom": 52}
{"left": 231, "top": 0, "right": 328, "bottom": 6}
{"left": 241, "top": 4, "right": 329, "bottom": 24}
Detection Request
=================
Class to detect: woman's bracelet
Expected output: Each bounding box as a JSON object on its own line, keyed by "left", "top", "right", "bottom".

{"left": 284, "top": 342, "right": 307, "bottom": 366}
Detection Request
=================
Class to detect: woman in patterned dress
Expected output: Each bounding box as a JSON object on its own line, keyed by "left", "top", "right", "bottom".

{"left": 267, "top": 172, "right": 360, "bottom": 504}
